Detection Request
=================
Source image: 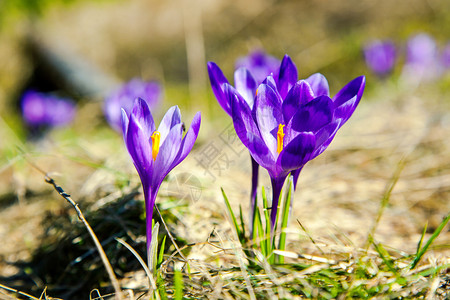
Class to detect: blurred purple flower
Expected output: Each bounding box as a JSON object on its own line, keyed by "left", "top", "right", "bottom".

{"left": 406, "top": 33, "right": 437, "bottom": 66}
{"left": 235, "top": 49, "right": 281, "bottom": 84}
{"left": 21, "top": 90, "right": 76, "bottom": 128}
{"left": 105, "top": 79, "right": 162, "bottom": 132}
{"left": 121, "top": 98, "right": 201, "bottom": 256}
{"left": 402, "top": 33, "right": 440, "bottom": 82}
{"left": 363, "top": 40, "right": 396, "bottom": 77}
{"left": 442, "top": 42, "right": 450, "bottom": 70}
{"left": 215, "top": 55, "right": 365, "bottom": 227}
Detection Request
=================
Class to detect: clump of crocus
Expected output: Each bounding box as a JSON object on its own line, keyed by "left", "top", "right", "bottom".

{"left": 105, "top": 79, "right": 162, "bottom": 132}
{"left": 210, "top": 54, "right": 365, "bottom": 228}
{"left": 121, "top": 98, "right": 200, "bottom": 258}
{"left": 363, "top": 40, "right": 396, "bottom": 77}
{"left": 21, "top": 90, "right": 76, "bottom": 128}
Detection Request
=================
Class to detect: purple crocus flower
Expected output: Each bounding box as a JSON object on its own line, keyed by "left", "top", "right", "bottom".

{"left": 121, "top": 98, "right": 200, "bottom": 257}
{"left": 21, "top": 90, "right": 76, "bottom": 127}
{"left": 221, "top": 58, "right": 365, "bottom": 227}
{"left": 363, "top": 40, "right": 396, "bottom": 77}
{"left": 105, "top": 79, "right": 162, "bottom": 132}
{"left": 209, "top": 55, "right": 331, "bottom": 188}
{"left": 235, "top": 49, "right": 281, "bottom": 84}
{"left": 441, "top": 42, "right": 450, "bottom": 70}
{"left": 208, "top": 51, "right": 281, "bottom": 224}
{"left": 402, "top": 33, "right": 439, "bottom": 82}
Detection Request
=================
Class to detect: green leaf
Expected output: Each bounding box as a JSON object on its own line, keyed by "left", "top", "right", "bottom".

{"left": 411, "top": 212, "right": 450, "bottom": 269}
{"left": 416, "top": 221, "right": 427, "bottom": 255}
{"left": 149, "top": 222, "right": 160, "bottom": 274}
{"left": 221, "top": 187, "right": 242, "bottom": 240}
{"left": 254, "top": 207, "right": 265, "bottom": 256}
{"left": 373, "top": 241, "right": 397, "bottom": 275}
{"left": 262, "top": 186, "right": 273, "bottom": 263}
{"left": 278, "top": 176, "right": 293, "bottom": 263}
{"left": 158, "top": 235, "right": 166, "bottom": 267}
{"left": 239, "top": 204, "right": 246, "bottom": 243}
{"left": 174, "top": 268, "right": 183, "bottom": 300}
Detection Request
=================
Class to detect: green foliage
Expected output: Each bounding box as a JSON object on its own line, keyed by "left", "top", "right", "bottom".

{"left": 411, "top": 212, "right": 450, "bottom": 269}
{"left": 222, "top": 176, "right": 294, "bottom": 265}
{"left": 174, "top": 268, "right": 184, "bottom": 300}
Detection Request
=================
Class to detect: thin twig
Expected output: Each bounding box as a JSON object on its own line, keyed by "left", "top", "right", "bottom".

{"left": 155, "top": 205, "right": 187, "bottom": 262}
{"left": 24, "top": 157, "right": 123, "bottom": 300}
{"left": 365, "top": 157, "right": 406, "bottom": 250}
{"left": 297, "top": 219, "right": 325, "bottom": 256}
{"left": 115, "top": 237, "right": 158, "bottom": 293}
{"left": 0, "top": 283, "right": 40, "bottom": 300}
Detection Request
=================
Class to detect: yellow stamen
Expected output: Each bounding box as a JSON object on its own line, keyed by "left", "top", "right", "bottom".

{"left": 150, "top": 131, "right": 161, "bottom": 161}
{"left": 277, "top": 124, "right": 285, "bottom": 154}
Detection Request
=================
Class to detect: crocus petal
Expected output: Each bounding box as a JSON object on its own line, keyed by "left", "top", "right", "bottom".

{"left": 207, "top": 62, "right": 231, "bottom": 115}
{"left": 255, "top": 83, "right": 283, "bottom": 156}
{"left": 158, "top": 105, "right": 182, "bottom": 145}
{"left": 171, "top": 111, "right": 201, "bottom": 168}
{"left": 131, "top": 98, "right": 155, "bottom": 137}
{"left": 282, "top": 80, "right": 315, "bottom": 122}
{"left": 333, "top": 76, "right": 365, "bottom": 124}
{"left": 152, "top": 123, "right": 184, "bottom": 186}
{"left": 246, "top": 131, "right": 276, "bottom": 171}
{"left": 126, "top": 113, "right": 153, "bottom": 184}
{"left": 277, "top": 55, "right": 298, "bottom": 99}
{"left": 121, "top": 108, "right": 129, "bottom": 138}
{"left": 234, "top": 68, "right": 257, "bottom": 108}
{"left": 289, "top": 95, "right": 333, "bottom": 133}
{"left": 231, "top": 90, "right": 274, "bottom": 167}
{"left": 311, "top": 119, "right": 341, "bottom": 159}
{"left": 278, "top": 132, "right": 315, "bottom": 171}
{"left": 306, "top": 73, "right": 330, "bottom": 97}
{"left": 262, "top": 75, "right": 278, "bottom": 92}
{"left": 230, "top": 87, "right": 263, "bottom": 148}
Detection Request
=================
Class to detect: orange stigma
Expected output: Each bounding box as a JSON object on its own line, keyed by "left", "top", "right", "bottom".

{"left": 277, "top": 124, "right": 285, "bottom": 154}
{"left": 150, "top": 131, "right": 161, "bottom": 161}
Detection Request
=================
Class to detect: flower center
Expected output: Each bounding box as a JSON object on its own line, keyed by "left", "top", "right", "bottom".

{"left": 277, "top": 124, "right": 285, "bottom": 154}
{"left": 150, "top": 131, "right": 161, "bottom": 161}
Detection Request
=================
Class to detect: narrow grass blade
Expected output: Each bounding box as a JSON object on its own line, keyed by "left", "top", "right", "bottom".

{"left": 115, "top": 237, "right": 157, "bottom": 293}
{"left": 262, "top": 187, "right": 273, "bottom": 263}
{"left": 366, "top": 158, "right": 406, "bottom": 250}
{"left": 278, "top": 176, "right": 293, "bottom": 263}
{"left": 174, "top": 269, "right": 183, "bottom": 300}
{"left": 254, "top": 208, "right": 266, "bottom": 256}
{"left": 373, "top": 241, "right": 397, "bottom": 275}
{"left": 239, "top": 205, "right": 246, "bottom": 243}
{"left": 157, "top": 273, "right": 168, "bottom": 300}
{"left": 252, "top": 196, "right": 260, "bottom": 242}
{"left": 221, "top": 187, "right": 242, "bottom": 240}
{"left": 251, "top": 194, "right": 258, "bottom": 239}
{"left": 411, "top": 212, "right": 450, "bottom": 269}
{"left": 416, "top": 221, "right": 427, "bottom": 255}
{"left": 158, "top": 235, "right": 167, "bottom": 267}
